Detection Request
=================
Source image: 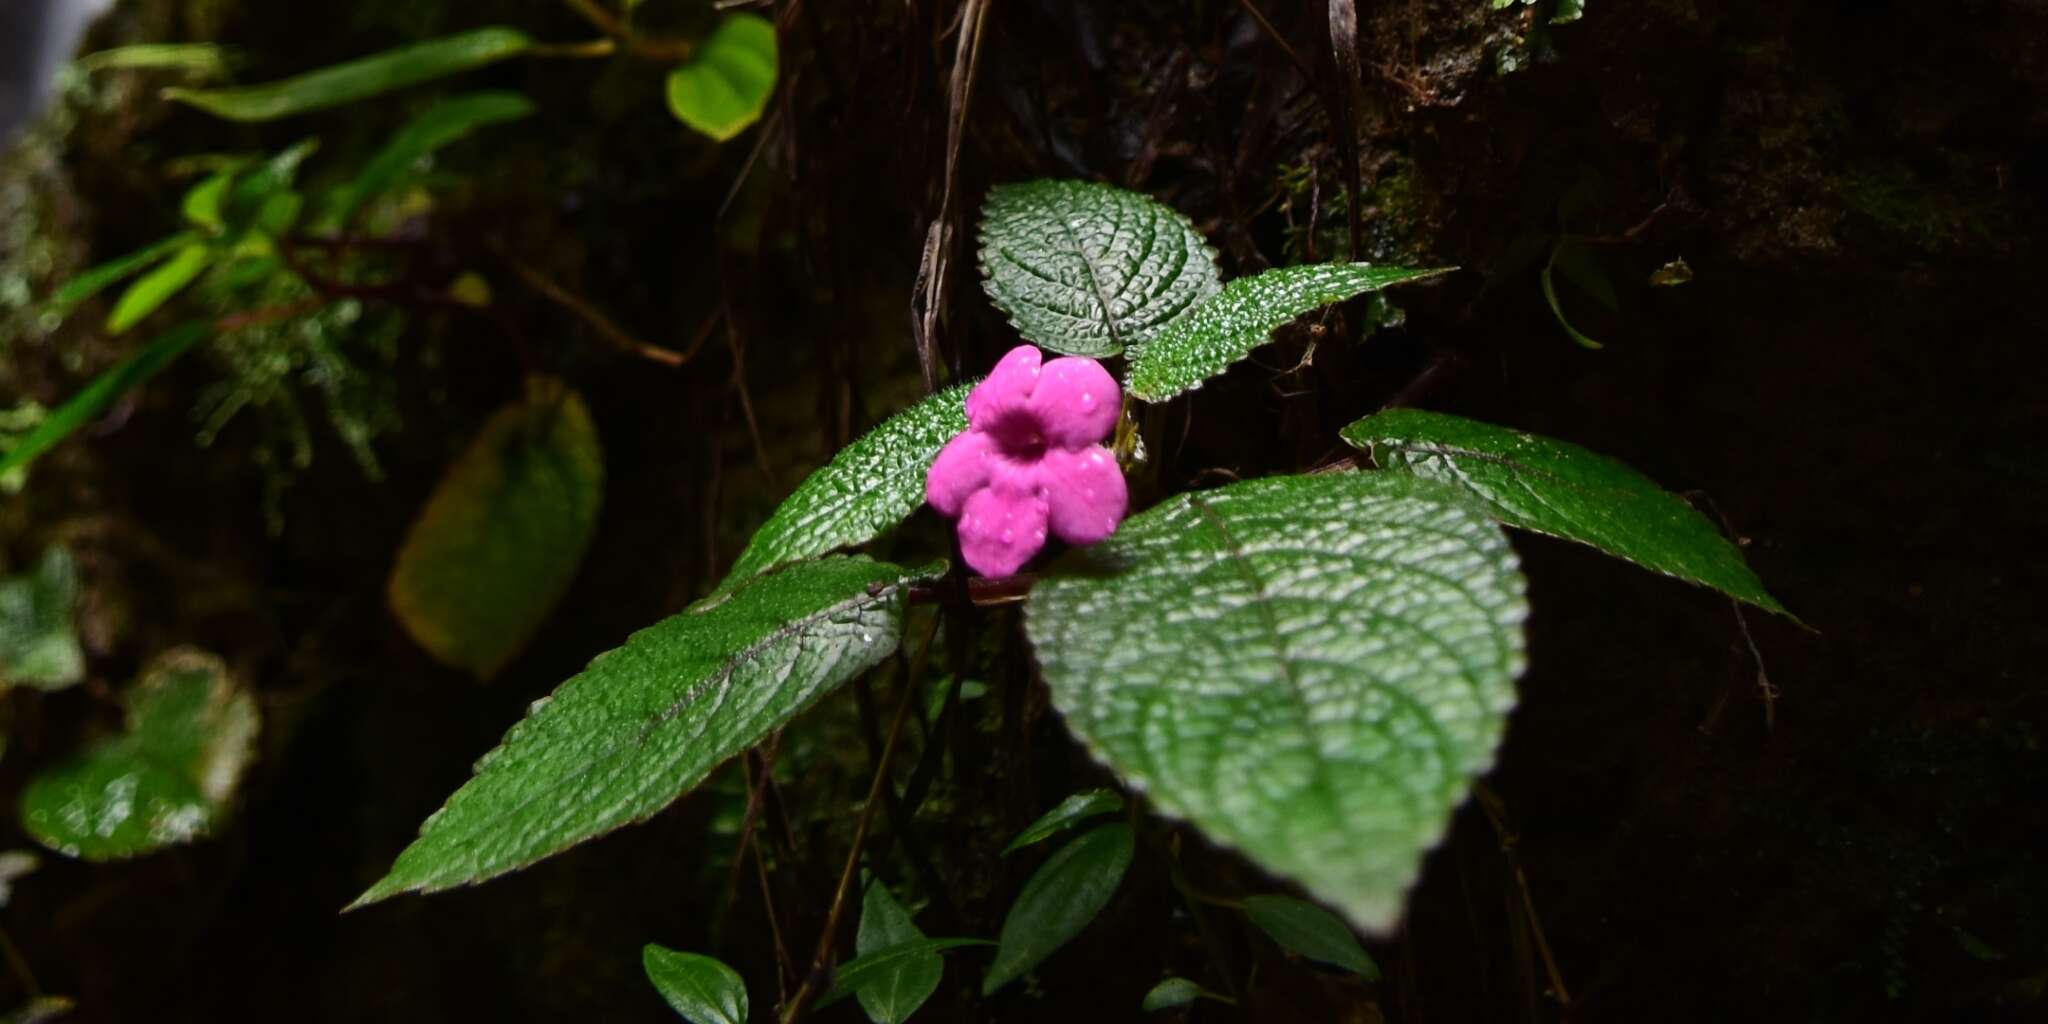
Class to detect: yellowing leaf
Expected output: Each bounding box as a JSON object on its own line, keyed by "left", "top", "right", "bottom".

{"left": 665, "top": 14, "right": 777, "bottom": 142}
{"left": 388, "top": 377, "right": 604, "bottom": 678}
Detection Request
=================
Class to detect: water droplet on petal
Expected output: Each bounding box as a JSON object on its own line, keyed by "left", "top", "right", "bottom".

{"left": 1082, "top": 488, "right": 1096, "bottom": 500}
{"left": 1001, "top": 529, "right": 1015, "bottom": 543}
{"left": 1080, "top": 392, "right": 1095, "bottom": 408}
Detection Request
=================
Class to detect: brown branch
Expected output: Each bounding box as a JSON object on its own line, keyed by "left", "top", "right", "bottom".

{"left": 1236, "top": 0, "right": 1313, "bottom": 79}
{"left": 504, "top": 260, "right": 689, "bottom": 367}
{"left": 562, "top": 0, "right": 695, "bottom": 61}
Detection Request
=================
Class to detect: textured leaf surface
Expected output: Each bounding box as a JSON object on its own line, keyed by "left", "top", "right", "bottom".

{"left": 0, "top": 549, "right": 84, "bottom": 691}
{"left": 1002, "top": 788, "right": 1122, "bottom": 855}
{"left": 720, "top": 383, "right": 970, "bottom": 592}
{"left": 641, "top": 946, "right": 746, "bottom": 1024}
{"left": 983, "top": 822, "right": 1135, "bottom": 994}
{"left": 322, "top": 92, "right": 533, "bottom": 229}
{"left": 1141, "top": 978, "right": 1203, "bottom": 1012}
{"left": 0, "top": 321, "right": 211, "bottom": 476}
{"left": 665, "top": 14, "right": 777, "bottom": 142}
{"left": 1124, "top": 263, "right": 1449, "bottom": 401}
{"left": 1341, "top": 408, "right": 1787, "bottom": 614}
{"left": 165, "top": 27, "right": 532, "bottom": 121}
{"left": 388, "top": 376, "right": 605, "bottom": 678}
{"left": 1026, "top": 472, "right": 1528, "bottom": 931}
{"left": 355, "top": 556, "right": 916, "bottom": 905}
{"left": 978, "top": 180, "right": 1220, "bottom": 357}
{"left": 1244, "top": 895, "right": 1379, "bottom": 979}
{"left": 21, "top": 649, "right": 258, "bottom": 860}
{"left": 855, "top": 881, "right": 942, "bottom": 1024}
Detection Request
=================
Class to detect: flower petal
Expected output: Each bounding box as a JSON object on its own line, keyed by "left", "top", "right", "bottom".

{"left": 1038, "top": 445, "right": 1127, "bottom": 545}
{"left": 1029, "top": 356, "right": 1120, "bottom": 448}
{"left": 957, "top": 484, "right": 1049, "bottom": 576}
{"left": 926, "top": 430, "right": 994, "bottom": 518}
{"left": 965, "top": 345, "right": 1043, "bottom": 434}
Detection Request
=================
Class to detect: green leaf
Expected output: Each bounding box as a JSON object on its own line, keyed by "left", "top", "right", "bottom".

{"left": 0, "top": 549, "right": 85, "bottom": 691}
{"left": 353, "top": 556, "right": 919, "bottom": 906}
{"left": 718, "top": 383, "right": 971, "bottom": 592}
{"left": 1141, "top": 977, "right": 1203, "bottom": 1012}
{"left": 387, "top": 376, "right": 605, "bottom": 678}
{"left": 164, "top": 27, "right": 533, "bottom": 122}
{"left": 977, "top": 180, "right": 1221, "bottom": 357}
{"left": 983, "top": 823, "right": 1135, "bottom": 994}
{"left": 180, "top": 167, "right": 240, "bottom": 232}
{"left": 1124, "top": 263, "right": 1450, "bottom": 402}
{"left": 818, "top": 938, "right": 994, "bottom": 1010}
{"left": 78, "top": 43, "right": 237, "bottom": 80}
{"left": 49, "top": 232, "right": 201, "bottom": 313}
{"left": 1002, "top": 789, "right": 1123, "bottom": 855}
{"left": 1340, "top": 408, "right": 1788, "bottom": 615}
{"left": 320, "top": 91, "right": 535, "bottom": 229}
{"left": 105, "top": 244, "right": 211, "bottom": 335}
{"left": 1540, "top": 247, "right": 1604, "bottom": 350}
{"left": 221, "top": 139, "right": 319, "bottom": 234}
{"left": 1243, "top": 894, "right": 1380, "bottom": 979}
{"left": 665, "top": 14, "right": 777, "bottom": 142}
{"left": 0, "top": 320, "right": 212, "bottom": 477}
{"left": 641, "top": 946, "right": 746, "bottom": 1024}
{"left": 855, "top": 881, "right": 942, "bottom": 1024}
{"left": 21, "top": 649, "right": 259, "bottom": 860}
{"left": 1025, "top": 472, "right": 1528, "bottom": 931}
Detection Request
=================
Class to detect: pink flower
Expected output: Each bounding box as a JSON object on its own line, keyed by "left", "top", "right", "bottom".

{"left": 926, "top": 345, "right": 1129, "bottom": 576}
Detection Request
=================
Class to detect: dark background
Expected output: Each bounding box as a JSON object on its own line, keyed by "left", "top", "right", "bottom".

{"left": 2, "top": 0, "right": 2044, "bottom": 1020}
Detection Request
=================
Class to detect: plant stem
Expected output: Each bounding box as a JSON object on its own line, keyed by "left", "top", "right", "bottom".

{"left": 778, "top": 669, "right": 922, "bottom": 1023}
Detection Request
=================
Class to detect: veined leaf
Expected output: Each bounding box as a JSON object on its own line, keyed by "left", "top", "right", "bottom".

{"left": 718, "top": 383, "right": 970, "bottom": 592}
{"left": 1124, "top": 263, "right": 1450, "bottom": 402}
{"left": 1002, "top": 788, "right": 1123, "bottom": 855}
{"left": 0, "top": 548, "right": 85, "bottom": 691}
{"left": 353, "top": 556, "right": 920, "bottom": 906}
{"left": 21, "top": 649, "right": 259, "bottom": 860}
{"left": 1243, "top": 894, "right": 1379, "bottom": 979}
{"left": 855, "top": 880, "right": 942, "bottom": 1024}
{"left": 165, "top": 27, "right": 532, "bottom": 122}
{"left": 665, "top": 14, "right": 777, "bottom": 142}
{"left": 819, "top": 938, "right": 994, "bottom": 1009}
{"left": 1340, "top": 408, "right": 1788, "bottom": 614}
{"left": 321, "top": 91, "right": 535, "bottom": 229}
{"left": 387, "top": 376, "right": 605, "bottom": 678}
{"left": 983, "top": 823, "right": 1135, "bottom": 994}
{"left": 49, "top": 231, "right": 200, "bottom": 312}
{"left": 1026, "top": 472, "right": 1528, "bottom": 931}
{"left": 0, "top": 320, "right": 212, "bottom": 476}
{"left": 978, "top": 180, "right": 1221, "bottom": 357}
{"left": 105, "top": 244, "right": 211, "bottom": 334}
{"left": 641, "top": 946, "right": 746, "bottom": 1024}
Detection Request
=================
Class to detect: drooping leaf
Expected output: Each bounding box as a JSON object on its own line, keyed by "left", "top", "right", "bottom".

{"left": 1539, "top": 256, "right": 1604, "bottom": 350}
{"left": 21, "top": 649, "right": 259, "bottom": 860}
{"left": 164, "top": 27, "right": 533, "bottom": 122}
{"left": 49, "top": 231, "right": 200, "bottom": 313}
{"left": 855, "top": 880, "right": 942, "bottom": 1024}
{"left": 818, "top": 939, "right": 994, "bottom": 1009}
{"left": 983, "top": 823, "right": 1136, "bottom": 994}
{"left": 78, "top": 43, "right": 237, "bottom": 79}
{"left": 665, "top": 14, "right": 777, "bottom": 142}
{"left": 1243, "top": 894, "right": 1380, "bottom": 979}
{"left": 718, "top": 383, "right": 971, "bottom": 592}
{"left": 1141, "top": 977, "right": 1204, "bottom": 1012}
{"left": 1340, "top": 408, "right": 1788, "bottom": 615}
{"left": 0, "top": 548, "right": 84, "bottom": 691}
{"left": 387, "top": 376, "right": 605, "bottom": 678}
{"left": 321, "top": 91, "right": 535, "bottom": 229}
{"left": 1123, "top": 263, "right": 1450, "bottom": 402}
{"left": 353, "top": 556, "right": 920, "bottom": 906}
{"left": 105, "top": 244, "right": 211, "bottom": 334}
{"left": 0, "top": 320, "right": 212, "bottom": 476}
{"left": 1026, "top": 472, "right": 1528, "bottom": 931}
{"left": 978, "top": 180, "right": 1221, "bottom": 357}
{"left": 1002, "top": 789, "right": 1123, "bottom": 855}
{"left": 641, "top": 946, "right": 746, "bottom": 1024}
